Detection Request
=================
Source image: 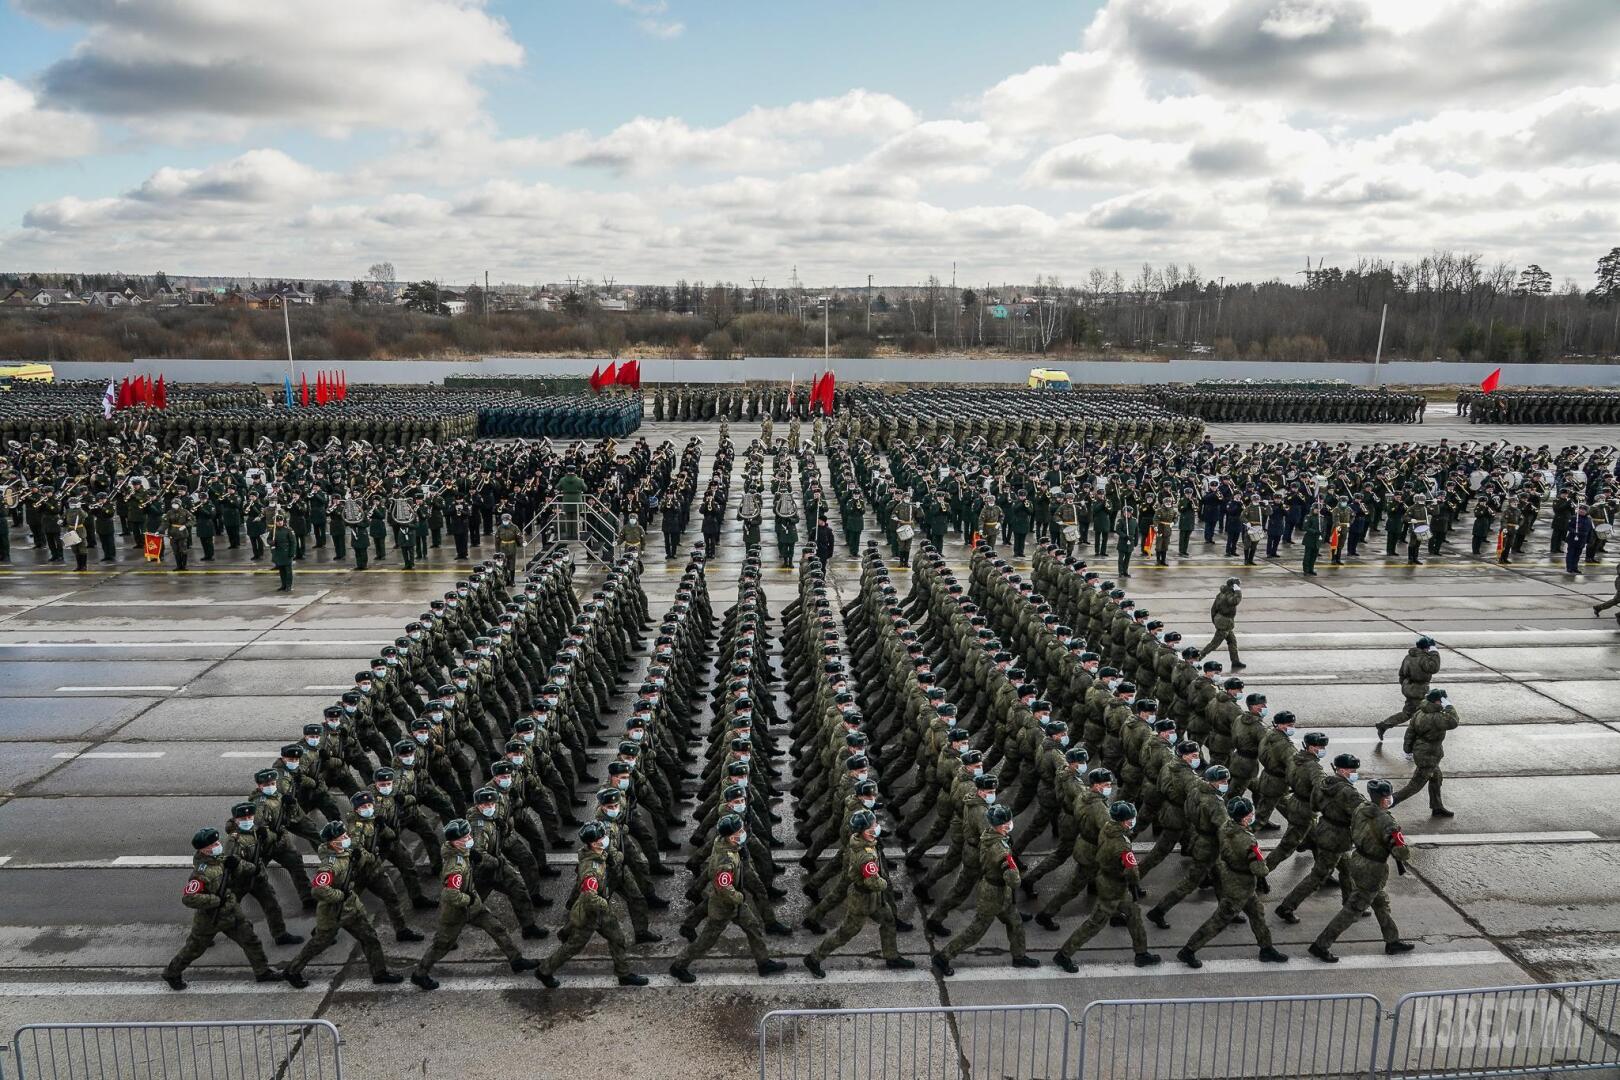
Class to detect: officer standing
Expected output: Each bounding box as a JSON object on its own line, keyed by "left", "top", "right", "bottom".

{"left": 1115, "top": 504, "right": 1138, "bottom": 578}
{"left": 162, "top": 827, "right": 283, "bottom": 990}
{"left": 271, "top": 513, "right": 296, "bottom": 593}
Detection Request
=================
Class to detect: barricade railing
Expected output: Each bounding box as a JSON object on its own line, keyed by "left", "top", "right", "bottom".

{"left": 9, "top": 1019, "right": 343, "bottom": 1080}
{"left": 1384, "top": 980, "right": 1620, "bottom": 1079}
{"left": 1078, "top": 992, "right": 1382, "bottom": 1080}
{"left": 532, "top": 495, "right": 619, "bottom": 565}
{"left": 759, "top": 1004, "right": 1072, "bottom": 1080}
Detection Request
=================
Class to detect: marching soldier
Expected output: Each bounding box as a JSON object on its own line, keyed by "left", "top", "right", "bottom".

{"left": 283, "top": 822, "right": 403, "bottom": 988}
{"left": 1052, "top": 801, "right": 1161, "bottom": 972}
{"left": 411, "top": 818, "right": 540, "bottom": 990}
{"left": 1177, "top": 797, "right": 1289, "bottom": 968}
{"left": 931, "top": 803, "right": 1040, "bottom": 975}
{"left": 1197, "top": 577, "right": 1245, "bottom": 671}
{"left": 1390, "top": 688, "right": 1458, "bottom": 817}
{"left": 670, "top": 813, "right": 786, "bottom": 983}
{"left": 1309, "top": 779, "right": 1416, "bottom": 962}
{"left": 1377, "top": 637, "right": 1440, "bottom": 741}
{"left": 803, "top": 810, "right": 915, "bottom": 977}
{"left": 162, "top": 827, "right": 283, "bottom": 990}
{"left": 536, "top": 821, "right": 649, "bottom": 987}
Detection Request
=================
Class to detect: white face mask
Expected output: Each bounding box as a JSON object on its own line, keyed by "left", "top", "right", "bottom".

{"left": 235, "top": 820, "right": 253, "bottom": 832}
{"left": 496, "top": 777, "right": 513, "bottom": 790}
{"left": 599, "top": 836, "right": 610, "bottom": 851}
{"left": 260, "top": 784, "right": 278, "bottom": 795}
{"left": 282, "top": 760, "right": 300, "bottom": 772}
{"left": 479, "top": 805, "right": 496, "bottom": 818}
{"left": 208, "top": 843, "right": 224, "bottom": 858}
{"left": 1217, "top": 783, "right": 1230, "bottom": 794}
{"left": 414, "top": 733, "right": 430, "bottom": 745}
{"left": 982, "top": 793, "right": 996, "bottom": 805}
{"left": 616, "top": 778, "right": 630, "bottom": 790}
{"left": 305, "top": 736, "right": 321, "bottom": 748}
{"left": 358, "top": 806, "right": 375, "bottom": 819}
{"left": 872, "top": 824, "right": 882, "bottom": 838}
{"left": 1101, "top": 786, "right": 1113, "bottom": 799}
{"left": 629, "top": 730, "right": 645, "bottom": 741}
{"left": 861, "top": 798, "right": 875, "bottom": 809}
{"left": 734, "top": 832, "right": 747, "bottom": 845}
{"left": 1346, "top": 771, "right": 1360, "bottom": 783}
{"left": 338, "top": 837, "right": 352, "bottom": 851}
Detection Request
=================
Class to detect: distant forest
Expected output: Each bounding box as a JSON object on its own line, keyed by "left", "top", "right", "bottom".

{"left": 2, "top": 247, "right": 1617, "bottom": 364}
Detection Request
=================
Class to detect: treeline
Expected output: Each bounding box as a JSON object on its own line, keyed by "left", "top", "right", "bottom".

{"left": 2, "top": 248, "right": 1617, "bottom": 363}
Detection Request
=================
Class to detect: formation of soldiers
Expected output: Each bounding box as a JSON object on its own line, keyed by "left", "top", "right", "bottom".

{"left": 835, "top": 387, "right": 1203, "bottom": 448}
{"left": 1459, "top": 388, "right": 1620, "bottom": 425}
{"left": 163, "top": 545, "right": 676, "bottom": 989}
{"left": 651, "top": 383, "right": 833, "bottom": 423}
{"left": 1150, "top": 385, "right": 1427, "bottom": 424}
{"left": 794, "top": 429, "right": 1617, "bottom": 577}
{"left": 479, "top": 391, "right": 642, "bottom": 439}
{"left": 0, "top": 429, "right": 658, "bottom": 579}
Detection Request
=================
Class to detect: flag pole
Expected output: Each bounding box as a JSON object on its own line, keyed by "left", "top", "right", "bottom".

{"left": 1370, "top": 302, "right": 1387, "bottom": 387}
{"left": 283, "top": 300, "right": 295, "bottom": 387}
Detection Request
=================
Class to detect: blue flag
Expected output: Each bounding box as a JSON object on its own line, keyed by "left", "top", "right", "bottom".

{"left": 283, "top": 375, "right": 293, "bottom": 407}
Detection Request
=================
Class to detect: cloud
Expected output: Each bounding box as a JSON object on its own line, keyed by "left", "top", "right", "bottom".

{"left": 1092, "top": 0, "right": 1620, "bottom": 113}
{"left": 610, "top": 0, "right": 684, "bottom": 38}
{"left": 19, "top": 0, "right": 522, "bottom": 136}
{"left": 1025, "top": 135, "right": 1184, "bottom": 185}
{"left": 0, "top": 76, "right": 99, "bottom": 167}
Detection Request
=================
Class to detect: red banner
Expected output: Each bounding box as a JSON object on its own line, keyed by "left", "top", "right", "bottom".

{"left": 1480, "top": 367, "right": 1502, "bottom": 394}
{"left": 143, "top": 532, "right": 164, "bottom": 561}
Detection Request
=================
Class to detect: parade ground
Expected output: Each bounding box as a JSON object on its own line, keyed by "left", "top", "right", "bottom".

{"left": 3, "top": 407, "right": 1620, "bottom": 1078}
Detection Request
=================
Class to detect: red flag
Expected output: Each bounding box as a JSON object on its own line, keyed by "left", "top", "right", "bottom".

{"left": 136, "top": 375, "right": 149, "bottom": 406}
{"left": 601, "top": 361, "right": 618, "bottom": 388}
{"left": 143, "top": 532, "right": 164, "bottom": 561}
{"left": 337, "top": 370, "right": 346, "bottom": 401}
{"left": 317, "top": 372, "right": 327, "bottom": 406}
{"left": 816, "top": 370, "right": 836, "bottom": 414}
{"left": 1480, "top": 368, "right": 1502, "bottom": 394}
{"left": 299, "top": 371, "right": 309, "bottom": 407}
{"left": 629, "top": 359, "right": 640, "bottom": 389}
{"left": 589, "top": 365, "right": 602, "bottom": 392}
{"left": 617, "top": 359, "right": 639, "bottom": 387}
{"left": 117, "top": 377, "right": 130, "bottom": 408}
{"left": 154, "top": 374, "right": 166, "bottom": 409}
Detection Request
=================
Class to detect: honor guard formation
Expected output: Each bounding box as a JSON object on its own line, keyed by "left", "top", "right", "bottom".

{"left": 3, "top": 373, "right": 1620, "bottom": 1078}
{"left": 1457, "top": 387, "right": 1620, "bottom": 424}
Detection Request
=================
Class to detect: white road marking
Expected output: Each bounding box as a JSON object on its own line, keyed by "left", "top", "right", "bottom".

{"left": 1519, "top": 943, "right": 1620, "bottom": 965}
{"left": 0, "top": 857, "right": 10, "bottom": 867}
{"left": 1334, "top": 730, "right": 1617, "bottom": 745}
{"left": 50, "top": 751, "right": 165, "bottom": 760}
{"left": 1232, "top": 674, "right": 1340, "bottom": 683}
{"left": 0, "top": 948, "right": 1519, "bottom": 997}
{"left": 0, "top": 640, "right": 398, "bottom": 649}
{"left": 301, "top": 685, "right": 353, "bottom": 691}
{"left": 220, "top": 751, "right": 273, "bottom": 758}
{"left": 54, "top": 685, "right": 178, "bottom": 693}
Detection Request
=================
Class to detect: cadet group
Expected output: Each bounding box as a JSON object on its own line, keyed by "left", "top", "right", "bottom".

{"left": 154, "top": 411, "right": 1499, "bottom": 994}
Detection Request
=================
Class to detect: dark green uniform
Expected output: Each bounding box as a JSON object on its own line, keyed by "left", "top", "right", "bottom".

{"left": 162, "top": 849, "right": 274, "bottom": 984}
{"left": 538, "top": 846, "right": 633, "bottom": 979}
{"left": 414, "top": 842, "right": 523, "bottom": 978}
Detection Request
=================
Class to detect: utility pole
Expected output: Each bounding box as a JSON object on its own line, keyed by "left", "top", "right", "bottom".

{"left": 282, "top": 299, "right": 294, "bottom": 387}
{"left": 484, "top": 269, "right": 489, "bottom": 325}
{"left": 821, "top": 295, "right": 830, "bottom": 370}
{"left": 866, "top": 273, "right": 872, "bottom": 335}
{"left": 1371, "top": 302, "right": 1388, "bottom": 386}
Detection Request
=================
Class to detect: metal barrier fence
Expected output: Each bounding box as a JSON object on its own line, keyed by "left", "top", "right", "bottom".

{"left": 1385, "top": 980, "right": 1620, "bottom": 1079}
{"left": 759, "top": 1004, "right": 1072, "bottom": 1080}
{"left": 8, "top": 1020, "right": 342, "bottom": 1080}
{"left": 1078, "top": 993, "right": 1382, "bottom": 1080}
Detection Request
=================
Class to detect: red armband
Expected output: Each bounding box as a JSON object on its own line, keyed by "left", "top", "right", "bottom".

{"left": 1003, "top": 853, "right": 1018, "bottom": 872}
{"left": 1250, "top": 844, "right": 1264, "bottom": 863}
{"left": 443, "top": 871, "right": 464, "bottom": 890}
{"left": 182, "top": 878, "right": 204, "bottom": 897}
{"left": 580, "top": 875, "right": 599, "bottom": 893}
{"left": 311, "top": 870, "right": 334, "bottom": 889}
{"left": 861, "top": 860, "right": 880, "bottom": 879}
{"left": 715, "top": 870, "right": 734, "bottom": 889}
{"left": 1121, "top": 850, "right": 1139, "bottom": 869}
{"left": 1390, "top": 829, "right": 1408, "bottom": 849}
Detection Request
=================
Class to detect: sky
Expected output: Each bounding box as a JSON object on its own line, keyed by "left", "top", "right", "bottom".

{"left": 1, "top": 0, "right": 1618, "bottom": 289}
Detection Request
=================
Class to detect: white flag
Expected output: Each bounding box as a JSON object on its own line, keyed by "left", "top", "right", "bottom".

{"left": 102, "top": 380, "right": 115, "bottom": 419}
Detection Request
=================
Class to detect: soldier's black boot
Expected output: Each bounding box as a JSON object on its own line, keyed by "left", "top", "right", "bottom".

{"left": 284, "top": 969, "right": 309, "bottom": 989}
{"left": 372, "top": 971, "right": 404, "bottom": 984}
{"left": 536, "top": 970, "right": 559, "bottom": 988}
{"left": 1135, "top": 952, "right": 1161, "bottom": 967}
{"left": 758, "top": 958, "right": 787, "bottom": 976}
{"left": 670, "top": 962, "right": 696, "bottom": 983}
{"left": 1386, "top": 940, "right": 1415, "bottom": 954}
{"left": 1053, "top": 951, "right": 1077, "bottom": 973}
{"left": 411, "top": 973, "right": 439, "bottom": 991}
{"left": 163, "top": 973, "right": 186, "bottom": 991}
{"left": 886, "top": 957, "right": 916, "bottom": 970}
{"left": 1258, "top": 946, "right": 1289, "bottom": 963}
{"left": 274, "top": 932, "right": 304, "bottom": 945}
{"left": 803, "top": 954, "right": 826, "bottom": 979}
{"left": 1176, "top": 947, "right": 1201, "bottom": 968}
{"left": 511, "top": 956, "right": 540, "bottom": 972}
{"left": 618, "top": 972, "right": 649, "bottom": 986}
{"left": 1308, "top": 943, "right": 1338, "bottom": 963}
{"left": 931, "top": 953, "right": 955, "bottom": 977}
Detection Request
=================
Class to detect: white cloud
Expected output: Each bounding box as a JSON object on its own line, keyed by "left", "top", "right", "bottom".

{"left": 0, "top": 76, "right": 98, "bottom": 166}
{"left": 610, "top": 0, "right": 684, "bottom": 38}
{"left": 19, "top": 0, "right": 522, "bottom": 136}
